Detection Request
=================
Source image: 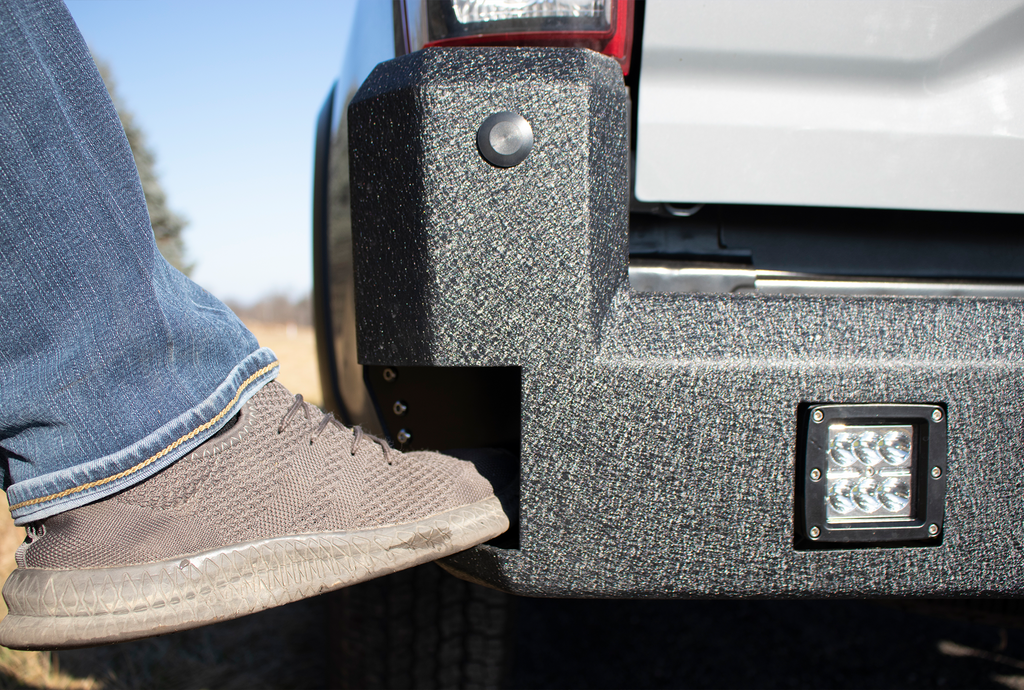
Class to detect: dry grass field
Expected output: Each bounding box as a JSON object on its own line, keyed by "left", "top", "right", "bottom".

{"left": 244, "top": 320, "right": 322, "bottom": 407}
{"left": 0, "top": 320, "right": 328, "bottom": 689}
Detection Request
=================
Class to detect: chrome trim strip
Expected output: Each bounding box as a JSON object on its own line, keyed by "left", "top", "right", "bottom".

{"left": 629, "top": 263, "right": 1024, "bottom": 298}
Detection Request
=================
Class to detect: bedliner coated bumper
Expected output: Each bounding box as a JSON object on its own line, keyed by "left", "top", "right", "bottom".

{"left": 348, "top": 47, "right": 1024, "bottom": 598}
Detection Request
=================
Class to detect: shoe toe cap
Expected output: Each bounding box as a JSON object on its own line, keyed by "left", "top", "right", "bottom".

{"left": 404, "top": 448, "right": 518, "bottom": 524}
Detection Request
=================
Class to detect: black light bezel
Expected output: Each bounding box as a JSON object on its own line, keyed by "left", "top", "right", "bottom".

{"left": 796, "top": 403, "right": 947, "bottom": 548}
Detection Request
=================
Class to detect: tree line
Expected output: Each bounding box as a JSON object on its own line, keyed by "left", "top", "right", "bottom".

{"left": 96, "top": 56, "right": 191, "bottom": 276}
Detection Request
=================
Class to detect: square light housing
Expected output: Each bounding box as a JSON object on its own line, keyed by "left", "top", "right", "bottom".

{"left": 798, "top": 404, "right": 947, "bottom": 547}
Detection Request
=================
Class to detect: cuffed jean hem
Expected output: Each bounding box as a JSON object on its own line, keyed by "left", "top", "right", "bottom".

{"left": 7, "top": 348, "right": 280, "bottom": 525}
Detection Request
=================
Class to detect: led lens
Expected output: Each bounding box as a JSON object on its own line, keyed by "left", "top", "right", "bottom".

{"left": 853, "top": 477, "right": 882, "bottom": 513}
{"left": 853, "top": 431, "right": 884, "bottom": 466}
{"left": 878, "top": 477, "right": 911, "bottom": 512}
{"left": 827, "top": 479, "right": 856, "bottom": 514}
{"left": 879, "top": 429, "right": 911, "bottom": 465}
{"left": 824, "top": 423, "right": 915, "bottom": 523}
{"left": 828, "top": 432, "right": 858, "bottom": 467}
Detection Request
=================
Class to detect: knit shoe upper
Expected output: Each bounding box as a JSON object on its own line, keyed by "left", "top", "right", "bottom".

{"left": 20, "top": 380, "right": 497, "bottom": 570}
{"left": 0, "top": 380, "right": 508, "bottom": 650}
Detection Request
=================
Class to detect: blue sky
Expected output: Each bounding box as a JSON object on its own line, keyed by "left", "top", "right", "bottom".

{"left": 65, "top": 0, "right": 357, "bottom": 304}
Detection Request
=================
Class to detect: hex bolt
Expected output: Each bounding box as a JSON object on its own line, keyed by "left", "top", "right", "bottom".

{"left": 810, "top": 468, "right": 821, "bottom": 481}
{"left": 393, "top": 400, "right": 408, "bottom": 416}
{"left": 931, "top": 409, "right": 943, "bottom": 422}
{"left": 477, "top": 112, "right": 533, "bottom": 168}
{"left": 382, "top": 368, "right": 397, "bottom": 382}
{"left": 809, "top": 526, "right": 821, "bottom": 539}
{"left": 928, "top": 523, "right": 940, "bottom": 536}
{"left": 396, "top": 429, "right": 412, "bottom": 444}
{"left": 931, "top": 466, "right": 942, "bottom": 479}
{"left": 812, "top": 410, "right": 824, "bottom": 423}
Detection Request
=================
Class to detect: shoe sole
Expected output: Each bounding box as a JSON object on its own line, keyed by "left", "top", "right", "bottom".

{"left": 0, "top": 496, "right": 508, "bottom": 650}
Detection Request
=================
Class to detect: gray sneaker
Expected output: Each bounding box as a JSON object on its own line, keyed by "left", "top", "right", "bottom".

{"left": 0, "top": 382, "right": 508, "bottom": 650}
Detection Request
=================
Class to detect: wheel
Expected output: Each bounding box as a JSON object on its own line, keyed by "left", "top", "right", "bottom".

{"left": 329, "top": 563, "right": 515, "bottom": 689}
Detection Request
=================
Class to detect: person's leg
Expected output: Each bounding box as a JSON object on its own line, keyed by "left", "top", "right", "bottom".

{"left": 0, "top": 0, "right": 508, "bottom": 649}
{"left": 0, "top": 0, "right": 277, "bottom": 524}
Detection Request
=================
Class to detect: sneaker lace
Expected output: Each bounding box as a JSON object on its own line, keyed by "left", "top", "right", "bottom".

{"left": 278, "top": 394, "right": 394, "bottom": 464}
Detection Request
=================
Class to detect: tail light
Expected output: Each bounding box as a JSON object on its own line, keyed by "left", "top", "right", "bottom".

{"left": 396, "top": 0, "right": 634, "bottom": 74}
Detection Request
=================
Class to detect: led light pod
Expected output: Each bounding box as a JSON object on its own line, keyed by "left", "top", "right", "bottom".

{"left": 799, "top": 404, "right": 947, "bottom": 547}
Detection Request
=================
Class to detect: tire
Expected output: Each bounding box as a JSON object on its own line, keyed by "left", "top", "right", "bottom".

{"left": 329, "top": 563, "right": 515, "bottom": 689}
{"left": 884, "top": 599, "right": 1024, "bottom": 630}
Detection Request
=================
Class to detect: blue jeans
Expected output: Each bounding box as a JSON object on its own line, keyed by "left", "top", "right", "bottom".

{"left": 0, "top": 0, "right": 279, "bottom": 525}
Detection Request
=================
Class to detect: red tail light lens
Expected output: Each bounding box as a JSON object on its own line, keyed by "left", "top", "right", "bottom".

{"left": 397, "top": 0, "right": 634, "bottom": 74}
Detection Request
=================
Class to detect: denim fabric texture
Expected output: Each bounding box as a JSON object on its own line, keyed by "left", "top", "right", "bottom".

{"left": 0, "top": 0, "right": 278, "bottom": 524}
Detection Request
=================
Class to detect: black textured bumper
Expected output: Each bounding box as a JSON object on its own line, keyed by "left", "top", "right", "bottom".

{"left": 349, "top": 47, "right": 1024, "bottom": 598}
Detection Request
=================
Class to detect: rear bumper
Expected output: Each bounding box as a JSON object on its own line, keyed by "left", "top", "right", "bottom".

{"left": 348, "top": 47, "right": 1024, "bottom": 598}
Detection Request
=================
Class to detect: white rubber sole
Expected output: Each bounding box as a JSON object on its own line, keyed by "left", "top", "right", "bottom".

{"left": 0, "top": 496, "right": 508, "bottom": 650}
